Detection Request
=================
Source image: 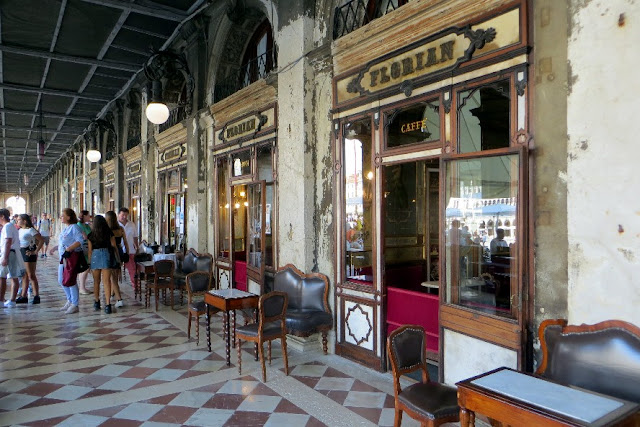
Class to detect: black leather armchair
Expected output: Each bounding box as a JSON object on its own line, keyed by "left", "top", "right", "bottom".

{"left": 273, "top": 264, "right": 333, "bottom": 354}
{"left": 174, "top": 249, "right": 213, "bottom": 304}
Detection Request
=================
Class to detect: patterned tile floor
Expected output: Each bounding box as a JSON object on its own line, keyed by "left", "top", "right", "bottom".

{"left": 1, "top": 255, "right": 436, "bottom": 426}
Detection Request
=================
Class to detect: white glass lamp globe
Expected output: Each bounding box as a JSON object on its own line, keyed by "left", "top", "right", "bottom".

{"left": 146, "top": 102, "right": 170, "bottom": 124}
{"left": 86, "top": 149, "right": 101, "bottom": 163}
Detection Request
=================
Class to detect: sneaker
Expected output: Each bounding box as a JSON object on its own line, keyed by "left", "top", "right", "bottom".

{"left": 104, "top": 304, "right": 112, "bottom": 314}
{"left": 115, "top": 300, "right": 124, "bottom": 308}
{"left": 15, "top": 296, "right": 28, "bottom": 304}
{"left": 79, "top": 289, "right": 91, "bottom": 295}
{"left": 3, "top": 300, "right": 16, "bottom": 308}
{"left": 93, "top": 300, "right": 101, "bottom": 311}
{"left": 60, "top": 301, "right": 71, "bottom": 311}
{"left": 65, "top": 304, "right": 79, "bottom": 314}
{"left": 32, "top": 295, "right": 40, "bottom": 304}
{"left": 40, "top": 254, "right": 45, "bottom": 258}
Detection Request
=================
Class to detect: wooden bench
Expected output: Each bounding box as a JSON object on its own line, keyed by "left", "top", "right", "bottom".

{"left": 273, "top": 264, "right": 333, "bottom": 354}
{"left": 537, "top": 319, "right": 640, "bottom": 406}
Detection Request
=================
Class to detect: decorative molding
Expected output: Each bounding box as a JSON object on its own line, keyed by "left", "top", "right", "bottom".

{"left": 513, "top": 129, "right": 531, "bottom": 145}
{"left": 345, "top": 303, "right": 373, "bottom": 346}
{"left": 516, "top": 68, "right": 528, "bottom": 96}
{"left": 400, "top": 80, "right": 413, "bottom": 97}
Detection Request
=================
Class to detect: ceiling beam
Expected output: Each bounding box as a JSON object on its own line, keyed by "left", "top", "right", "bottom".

{"left": 1, "top": 137, "right": 74, "bottom": 145}
{"left": 0, "top": 124, "right": 83, "bottom": 135}
{"left": 121, "top": 24, "right": 170, "bottom": 39}
{"left": 0, "top": 82, "right": 112, "bottom": 101}
{"left": 78, "top": 0, "right": 187, "bottom": 22}
{"left": 0, "top": 107, "right": 92, "bottom": 121}
{"left": 0, "top": 43, "right": 141, "bottom": 72}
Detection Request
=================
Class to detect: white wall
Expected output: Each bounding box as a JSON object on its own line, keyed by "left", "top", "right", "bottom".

{"left": 567, "top": 0, "right": 640, "bottom": 325}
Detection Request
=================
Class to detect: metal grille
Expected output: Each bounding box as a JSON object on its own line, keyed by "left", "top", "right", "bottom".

{"left": 214, "top": 47, "right": 277, "bottom": 103}
{"left": 333, "top": 0, "right": 406, "bottom": 40}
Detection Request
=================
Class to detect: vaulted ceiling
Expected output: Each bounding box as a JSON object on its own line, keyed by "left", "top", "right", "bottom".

{"left": 0, "top": 0, "right": 206, "bottom": 194}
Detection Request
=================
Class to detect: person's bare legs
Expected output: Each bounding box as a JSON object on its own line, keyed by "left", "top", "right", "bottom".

{"left": 8, "top": 278, "right": 19, "bottom": 302}
{"left": 20, "top": 262, "right": 39, "bottom": 297}
{"left": 92, "top": 269, "right": 102, "bottom": 308}
{"left": 102, "top": 269, "right": 112, "bottom": 307}
{"left": 0, "top": 277, "right": 6, "bottom": 302}
{"left": 110, "top": 269, "right": 122, "bottom": 302}
{"left": 78, "top": 269, "right": 90, "bottom": 294}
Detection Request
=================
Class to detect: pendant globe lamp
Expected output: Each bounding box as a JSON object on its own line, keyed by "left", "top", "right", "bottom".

{"left": 86, "top": 123, "right": 101, "bottom": 163}
{"left": 145, "top": 80, "right": 169, "bottom": 125}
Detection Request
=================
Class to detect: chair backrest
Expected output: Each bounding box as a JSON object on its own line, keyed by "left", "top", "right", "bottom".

{"left": 274, "top": 264, "right": 330, "bottom": 313}
{"left": 186, "top": 271, "right": 212, "bottom": 300}
{"left": 259, "top": 291, "right": 288, "bottom": 328}
{"left": 181, "top": 249, "right": 213, "bottom": 275}
{"left": 154, "top": 259, "right": 174, "bottom": 279}
{"left": 387, "top": 325, "right": 430, "bottom": 394}
{"left": 537, "top": 319, "right": 640, "bottom": 403}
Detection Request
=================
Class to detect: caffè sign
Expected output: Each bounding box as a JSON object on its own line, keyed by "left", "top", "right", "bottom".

{"left": 335, "top": 8, "right": 521, "bottom": 105}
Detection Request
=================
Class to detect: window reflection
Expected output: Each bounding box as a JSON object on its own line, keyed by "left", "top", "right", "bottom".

{"left": 217, "top": 158, "right": 230, "bottom": 258}
{"left": 444, "top": 154, "right": 518, "bottom": 317}
{"left": 458, "top": 80, "right": 510, "bottom": 153}
{"left": 344, "top": 117, "right": 373, "bottom": 283}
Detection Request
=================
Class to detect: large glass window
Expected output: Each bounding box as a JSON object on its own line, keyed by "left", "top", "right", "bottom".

{"left": 386, "top": 99, "right": 440, "bottom": 149}
{"left": 257, "top": 144, "right": 274, "bottom": 268}
{"left": 217, "top": 158, "right": 230, "bottom": 259}
{"left": 444, "top": 153, "right": 519, "bottom": 318}
{"left": 343, "top": 116, "right": 373, "bottom": 283}
{"left": 457, "top": 80, "right": 510, "bottom": 153}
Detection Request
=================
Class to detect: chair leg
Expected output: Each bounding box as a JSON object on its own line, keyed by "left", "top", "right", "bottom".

{"left": 170, "top": 287, "right": 174, "bottom": 310}
{"left": 237, "top": 338, "right": 242, "bottom": 375}
{"left": 281, "top": 336, "right": 289, "bottom": 376}
{"left": 155, "top": 288, "right": 159, "bottom": 311}
{"left": 258, "top": 342, "right": 266, "bottom": 382}
{"left": 195, "top": 315, "right": 200, "bottom": 345}
{"left": 268, "top": 341, "right": 272, "bottom": 365}
{"left": 187, "top": 312, "right": 192, "bottom": 339}
{"left": 394, "top": 408, "right": 402, "bottom": 427}
{"left": 322, "top": 331, "right": 328, "bottom": 354}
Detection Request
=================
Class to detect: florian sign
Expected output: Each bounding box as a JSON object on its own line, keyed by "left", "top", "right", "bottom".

{"left": 335, "top": 8, "right": 522, "bottom": 106}
{"left": 217, "top": 107, "right": 275, "bottom": 145}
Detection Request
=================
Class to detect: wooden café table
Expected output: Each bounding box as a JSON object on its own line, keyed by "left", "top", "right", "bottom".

{"left": 204, "top": 288, "right": 259, "bottom": 366}
{"left": 456, "top": 367, "right": 639, "bottom": 426}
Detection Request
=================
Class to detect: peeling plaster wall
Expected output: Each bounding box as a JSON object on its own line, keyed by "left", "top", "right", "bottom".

{"left": 567, "top": 0, "right": 640, "bottom": 325}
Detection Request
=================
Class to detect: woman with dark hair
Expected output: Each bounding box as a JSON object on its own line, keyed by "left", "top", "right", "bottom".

{"left": 105, "top": 211, "right": 127, "bottom": 308}
{"left": 57, "top": 208, "right": 84, "bottom": 314}
{"left": 16, "top": 214, "right": 44, "bottom": 304}
{"left": 88, "top": 215, "right": 118, "bottom": 314}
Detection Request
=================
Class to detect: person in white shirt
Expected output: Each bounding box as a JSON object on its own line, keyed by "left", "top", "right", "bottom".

{"left": 37, "top": 213, "right": 51, "bottom": 258}
{"left": 16, "top": 214, "right": 44, "bottom": 304}
{"left": 490, "top": 228, "right": 510, "bottom": 255}
{"left": 117, "top": 207, "right": 138, "bottom": 285}
{"left": 0, "top": 208, "right": 25, "bottom": 308}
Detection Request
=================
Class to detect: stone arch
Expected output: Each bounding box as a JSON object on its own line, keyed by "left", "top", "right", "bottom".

{"left": 205, "top": 0, "right": 277, "bottom": 104}
{"left": 6, "top": 195, "right": 27, "bottom": 215}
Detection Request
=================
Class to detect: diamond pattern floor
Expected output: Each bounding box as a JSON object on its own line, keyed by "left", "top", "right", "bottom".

{"left": 1, "top": 254, "right": 438, "bottom": 426}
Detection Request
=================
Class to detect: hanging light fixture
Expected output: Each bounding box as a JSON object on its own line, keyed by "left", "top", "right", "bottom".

{"left": 145, "top": 80, "right": 169, "bottom": 125}
{"left": 23, "top": 174, "right": 29, "bottom": 186}
{"left": 143, "top": 50, "right": 194, "bottom": 125}
{"left": 86, "top": 132, "right": 101, "bottom": 163}
{"left": 36, "top": 103, "right": 45, "bottom": 161}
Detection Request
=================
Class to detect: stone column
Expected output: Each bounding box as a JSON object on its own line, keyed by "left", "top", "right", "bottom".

{"left": 140, "top": 88, "right": 156, "bottom": 244}
{"left": 114, "top": 99, "right": 126, "bottom": 211}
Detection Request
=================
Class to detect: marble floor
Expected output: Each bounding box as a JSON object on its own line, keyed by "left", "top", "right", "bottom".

{"left": 0, "top": 255, "right": 433, "bottom": 427}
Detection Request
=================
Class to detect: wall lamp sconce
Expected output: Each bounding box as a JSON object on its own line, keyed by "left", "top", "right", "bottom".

{"left": 143, "top": 50, "right": 194, "bottom": 125}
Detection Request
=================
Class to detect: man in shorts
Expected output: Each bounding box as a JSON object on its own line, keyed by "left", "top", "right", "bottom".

{"left": 37, "top": 213, "right": 51, "bottom": 258}
{"left": 118, "top": 207, "right": 138, "bottom": 285}
{"left": 1, "top": 208, "right": 24, "bottom": 308}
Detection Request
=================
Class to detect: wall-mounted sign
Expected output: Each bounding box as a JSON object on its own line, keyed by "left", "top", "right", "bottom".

{"left": 105, "top": 172, "right": 115, "bottom": 183}
{"left": 160, "top": 143, "right": 186, "bottom": 165}
{"left": 128, "top": 161, "right": 141, "bottom": 176}
{"left": 401, "top": 119, "right": 428, "bottom": 133}
{"left": 217, "top": 108, "right": 275, "bottom": 145}
{"left": 335, "top": 8, "right": 521, "bottom": 105}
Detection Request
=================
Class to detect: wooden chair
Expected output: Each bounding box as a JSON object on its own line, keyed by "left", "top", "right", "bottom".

{"left": 186, "top": 271, "right": 218, "bottom": 344}
{"left": 387, "top": 325, "right": 459, "bottom": 427}
{"left": 236, "top": 291, "right": 289, "bottom": 382}
{"left": 146, "top": 259, "right": 175, "bottom": 311}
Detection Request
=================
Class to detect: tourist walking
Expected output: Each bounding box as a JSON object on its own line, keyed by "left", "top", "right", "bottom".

{"left": 118, "top": 207, "right": 138, "bottom": 285}
{"left": 105, "top": 211, "right": 127, "bottom": 308}
{"left": 57, "top": 208, "right": 84, "bottom": 314}
{"left": 88, "top": 215, "right": 118, "bottom": 314}
{"left": 37, "top": 213, "right": 51, "bottom": 258}
{"left": 76, "top": 210, "right": 92, "bottom": 295}
{"left": 0, "top": 208, "right": 24, "bottom": 308}
{"left": 16, "top": 214, "right": 44, "bottom": 304}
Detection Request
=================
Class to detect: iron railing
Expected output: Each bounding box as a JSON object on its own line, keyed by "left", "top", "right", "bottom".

{"left": 159, "top": 105, "right": 186, "bottom": 133}
{"left": 214, "top": 47, "right": 277, "bottom": 103}
{"left": 333, "top": 0, "right": 407, "bottom": 40}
